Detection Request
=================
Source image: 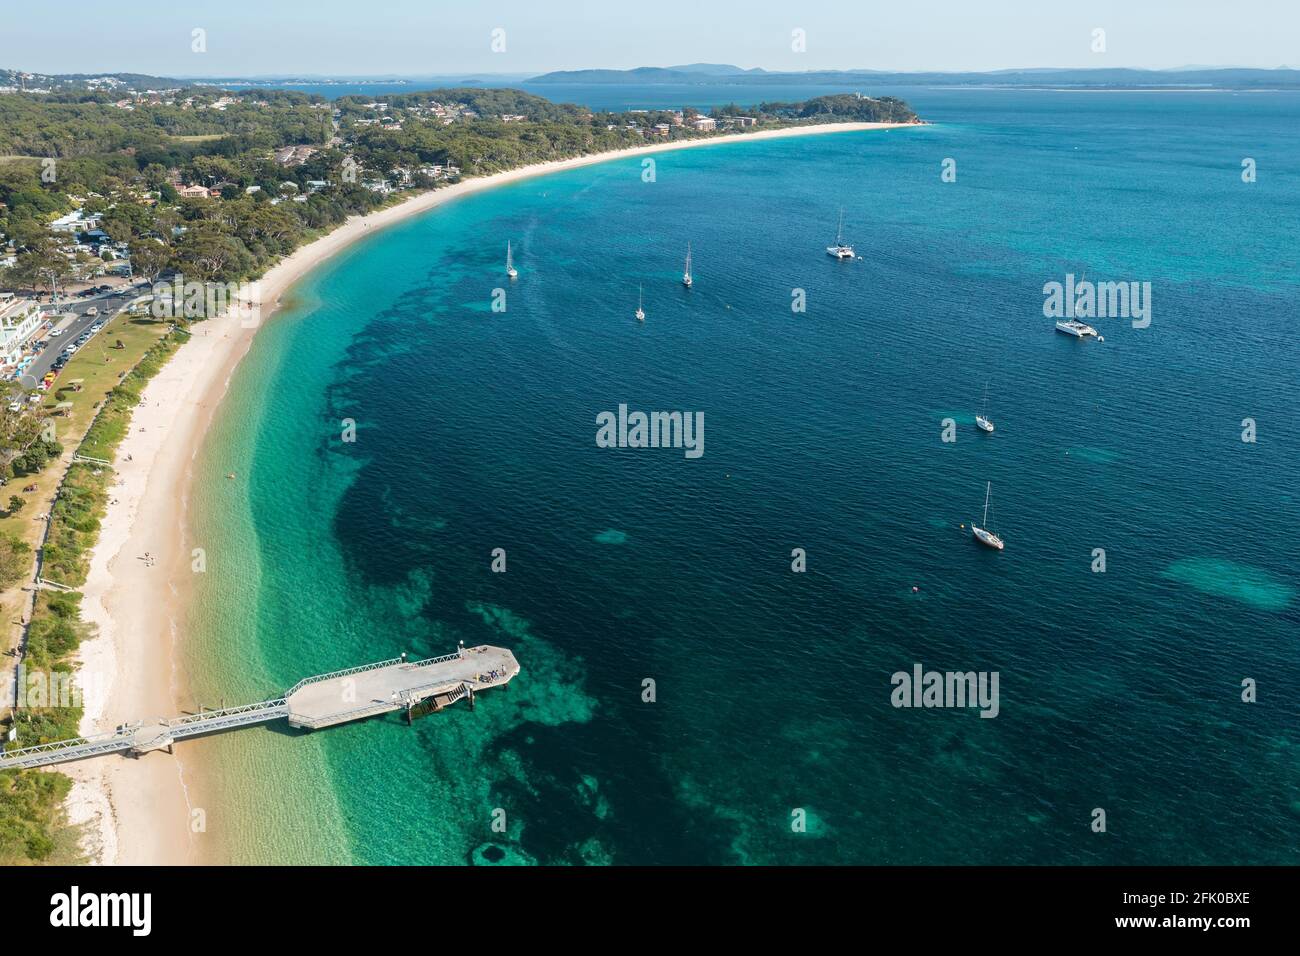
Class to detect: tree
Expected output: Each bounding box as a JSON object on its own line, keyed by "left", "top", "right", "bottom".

{"left": 127, "top": 237, "right": 171, "bottom": 284}
{"left": 101, "top": 202, "right": 154, "bottom": 243}
{"left": 9, "top": 238, "right": 75, "bottom": 299}
{"left": 171, "top": 224, "right": 253, "bottom": 283}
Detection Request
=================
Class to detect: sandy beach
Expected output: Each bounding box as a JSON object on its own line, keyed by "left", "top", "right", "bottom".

{"left": 60, "top": 121, "right": 909, "bottom": 865}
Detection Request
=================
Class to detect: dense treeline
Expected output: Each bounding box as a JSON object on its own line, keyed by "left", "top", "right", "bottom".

{"left": 757, "top": 93, "right": 918, "bottom": 123}
{"left": 0, "top": 88, "right": 327, "bottom": 158}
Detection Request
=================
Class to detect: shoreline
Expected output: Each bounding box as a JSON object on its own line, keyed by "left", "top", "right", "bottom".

{"left": 64, "top": 120, "right": 911, "bottom": 865}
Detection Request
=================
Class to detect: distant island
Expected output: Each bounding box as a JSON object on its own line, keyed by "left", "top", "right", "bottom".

{"left": 528, "top": 64, "right": 1300, "bottom": 90}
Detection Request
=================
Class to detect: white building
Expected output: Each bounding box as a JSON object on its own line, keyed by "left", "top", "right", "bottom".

{"left": 49, "top": 209, "right": 102, "bottom": 234}
{"left": 0, "top": 297, "right": 45, "bottom": 367}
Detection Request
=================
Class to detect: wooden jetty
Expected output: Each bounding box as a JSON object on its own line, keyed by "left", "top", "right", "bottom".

{"left": 0, "top": 645, "right": 519, "bottom": 771}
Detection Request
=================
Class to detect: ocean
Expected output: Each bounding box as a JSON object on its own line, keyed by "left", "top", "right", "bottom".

{"left": 182, "top": 88, "right": 1300, "bottom": 865}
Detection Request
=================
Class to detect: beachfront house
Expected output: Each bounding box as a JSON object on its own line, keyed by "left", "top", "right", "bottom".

{"left": 690, "top": 116, "right": 718, "bottom": 131}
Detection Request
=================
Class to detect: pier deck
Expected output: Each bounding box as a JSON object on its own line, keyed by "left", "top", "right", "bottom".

{"left": 285, "top": 645, "right": 520, "bottom": 729}
{"left": 0, "top": 645, "right": 519, "bottom": 771}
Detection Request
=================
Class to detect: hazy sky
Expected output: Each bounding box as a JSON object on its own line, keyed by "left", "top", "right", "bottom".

{"left": 1, "top": 0, "right": 1292, "bottom": 76}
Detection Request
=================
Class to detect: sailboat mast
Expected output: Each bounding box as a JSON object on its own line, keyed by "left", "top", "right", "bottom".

{"left": 983, "top": 482, "right": 991, "bottom": 526}
{"left": 836, "top": 207, "right": 844, "bottom": 244}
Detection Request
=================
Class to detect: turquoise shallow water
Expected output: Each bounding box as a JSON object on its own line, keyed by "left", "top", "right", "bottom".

{"left": 182, "top": 90, "right": 1300, "bottom": 864}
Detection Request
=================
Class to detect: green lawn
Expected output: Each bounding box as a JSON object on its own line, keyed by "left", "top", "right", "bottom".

{"left": 0, "top": 313, "right": 170, "bottom": 544}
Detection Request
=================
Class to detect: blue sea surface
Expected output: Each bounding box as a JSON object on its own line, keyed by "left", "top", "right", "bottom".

{"left": 186, "top": 89, "right": 1300, "bottom": 864}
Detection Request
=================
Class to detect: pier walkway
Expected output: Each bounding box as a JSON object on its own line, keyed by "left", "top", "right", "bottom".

{"left": 0, "top": 645, "right": 518, "bottom": 771}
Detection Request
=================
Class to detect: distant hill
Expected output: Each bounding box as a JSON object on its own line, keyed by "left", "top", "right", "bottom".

{"left": 0, "top": 68, "right": 185, "bottom": 92}
{"left": 666, "top": 63, "right": 766, "bottom": 76}
{"left": 529, "top": 65, "right": 1300, "bottom": 90}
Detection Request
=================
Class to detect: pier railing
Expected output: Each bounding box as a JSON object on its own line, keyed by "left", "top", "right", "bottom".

{"left": 282, "top": 658, "right": 403, "bottom": 698}
{"left": 167, "top": 699, "right": 289, "bottom": 739}
{"left": 0, "top": 727, "right": 130, "bottom": 763}
{"left": 281, "top": 651, "right": 463, "bottom": 698}
{"left": 0, "top": 698, "right": 291, "bottom": 769}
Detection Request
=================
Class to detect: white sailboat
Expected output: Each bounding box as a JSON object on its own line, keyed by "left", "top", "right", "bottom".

{"left": 971, "top": 481, "right": 1005, "bottom": 551}
{"left": 505, "top": 240, "right": 517, "bottom": 279}
{"left": 635, "top": 285, "right": 645, "bottom": 322}
{"left": 682, "top": 243, "right": 693, "bottom": 288}
{"left": 826, "top": 207, "right": 856, "bottom": 259}
{"left": 975, "top": 381, "right": 995, "bottom": 433}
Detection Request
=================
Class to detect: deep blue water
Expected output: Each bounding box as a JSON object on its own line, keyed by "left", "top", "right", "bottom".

{"left": 190, "top": 89, "right": 1300, "bottom": 865}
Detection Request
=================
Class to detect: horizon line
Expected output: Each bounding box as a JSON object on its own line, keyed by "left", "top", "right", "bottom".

{"left": 8, "top": 64, "right": 1299, "bottom": 82}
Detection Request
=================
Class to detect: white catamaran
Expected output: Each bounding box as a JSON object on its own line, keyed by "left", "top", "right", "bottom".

{"left": 976, "top": 381, "right": 995, "bottom": 433}
{"left": 505, "top": 240, "right": 517, "bottom": 279}
{"left": 972, "top": 481, "right": 1005, "bottom": 551}
{"left": 826, "top": 208, "right": 856, "bottom": 260}
{"left": 635, "top": 285, "right": 645, "bottom": 322}
{"left": 682, "top": 243, "right": 693, "bottom": 288}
